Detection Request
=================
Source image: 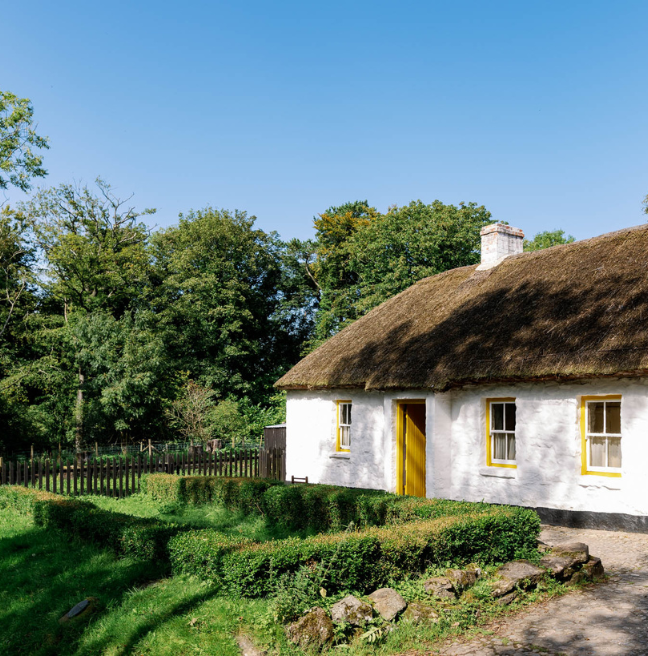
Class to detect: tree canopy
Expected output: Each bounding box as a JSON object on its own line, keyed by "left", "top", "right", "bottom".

{"left": 0, "top": 90, "right": 49, "bottom": 192}
{"left": 0, "top": 173, "right": 577, "bottom": 454}
{"left": 523, "top": 229, "right": 575, "bottom": 251}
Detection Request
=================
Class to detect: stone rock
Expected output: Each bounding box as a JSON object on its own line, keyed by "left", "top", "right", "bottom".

{"left": 582, "top": 556, "right": 605, "bottom": 580}
{"left": 539, "top": 554, "right": 576, "bottom": 579}
{"left": 424, "top": 576, "right": 456, "bottom": 599}
{"left": 286, "top": 608, "right": 334, "bottom": 650}
{"left": 236, "top": 634, "right": 267, "bottom": 656}
{"left": 446, "top": 568, "right": 479, "bottom": 590}
{"left": 59, "top": 597, "right": 98, "bottom": 625}
{"left": 330, "top": 595, "right": 373, "bottom": 625}
{"left": 491, "top": 560, "right": 546, "bottom": 597}
{"left": 566, "top": 570, "right": 589, "bottom": 586}
{"left": 367, "top": 588, "right": 407, "bottom": 621}
{"left": 551, "top": 542, "right": 589, "bottom": 565}
{"left": 496, "top": 592, "right": 518, "bottom": 606}
{"left": 402, "top": 602, "right": 440, "bottom": 624}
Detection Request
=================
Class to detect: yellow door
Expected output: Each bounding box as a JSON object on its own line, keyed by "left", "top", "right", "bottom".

{"left": 397, "top": 402, "right": 426, "bottom": 497}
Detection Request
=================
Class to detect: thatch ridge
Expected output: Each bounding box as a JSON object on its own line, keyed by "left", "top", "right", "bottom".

{"left": 276, "top": 223, "right": 648, "bottom": 391}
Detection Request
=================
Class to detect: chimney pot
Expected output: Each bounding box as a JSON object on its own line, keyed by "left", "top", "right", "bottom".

{"left": 479, "top": 223, "right": 524, "bottom": 267}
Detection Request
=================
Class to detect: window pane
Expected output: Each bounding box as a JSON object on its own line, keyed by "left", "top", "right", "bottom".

{"left": 606, "top": 402, "right": 621, "bottom": 434}
{"left": 588, "top": 402, "right": 604, "bottom": 434}
{"left": 608, "top": 437, "right": 621, "bottom": 468}
{"left": 492, "top": 403, "right": 504, "bottom": 431}
{"left": 505, "top": 404, "right": 516, "bottom": 431}
{"left": 590, "top": 437, "right": 606, "bottom": 468}
{"left": 340, "top": 403, "right": 351, "bottom": 426}
{"left": 493, "top": 433, "right": 506, "bottom": 460}
{"left": 507, "top": 433, "right": 516, "bottom": 461}
{"left": 340, "top": 426, "right": 350, "bottom": 448}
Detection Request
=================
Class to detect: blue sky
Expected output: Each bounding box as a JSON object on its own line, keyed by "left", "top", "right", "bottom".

{"left": 3, "top": 0, "right": 647, "bottom": 241}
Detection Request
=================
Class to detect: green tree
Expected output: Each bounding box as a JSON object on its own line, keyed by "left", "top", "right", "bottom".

{"left": 72, "top": 312, "right": 170, "bottom": 442}
{"left": 23, "top": 179, "right": 154, "bottom": 316}
{"left": 208, "top": 398, "right": 248, "bottom": 449}
{"left": 310, "top": 199, "right": 492, "bottom": 346}
{"left": 643, "top": 194, "right": 647, "bottom": 216}
{"left": 311, "top": 201, "right": 377, "bottom": 342}
{"left": 150, "top": 207, "right": 303, "bottom": 402}
{"left": 523, "top": 229, "right": 575, "bottom": 251}
{"left": 18, "top": 179, "right": 155, "bottom": 448}
{"left": 0, "top": 90, "right": 49, "bottom": 192}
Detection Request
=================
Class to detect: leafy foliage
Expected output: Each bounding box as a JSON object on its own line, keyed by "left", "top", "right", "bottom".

{"left": 169, "top": 506, "right": 540, "bottom": 597}
{"left": 310, "top": 199, "right": 492, "bottom": 348}
{"left": 0, "top": 90, "right": 49, "bottom": 192}
{"left": 523, "top": 229, "right": 575, "bottom": 251}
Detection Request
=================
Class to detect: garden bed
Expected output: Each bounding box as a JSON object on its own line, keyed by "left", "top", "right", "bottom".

{"left": 1, "top": 482, "right": 610, "bottom": 655}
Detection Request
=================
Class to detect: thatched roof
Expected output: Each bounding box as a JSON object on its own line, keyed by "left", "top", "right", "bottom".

{"left": 276, "top": 223, "right": 648, "bottom": 391}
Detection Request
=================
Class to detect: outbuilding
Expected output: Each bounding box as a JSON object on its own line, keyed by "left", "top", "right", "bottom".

{"left": 275, "top": 222, "right": 648, "bottom": 531}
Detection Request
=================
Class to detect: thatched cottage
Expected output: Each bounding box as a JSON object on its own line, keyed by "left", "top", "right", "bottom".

{"left": 276, "top": 223, "right": 648, "bottom": 530}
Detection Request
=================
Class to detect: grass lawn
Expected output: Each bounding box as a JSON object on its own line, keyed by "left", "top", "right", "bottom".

{"left": 0, "top": 503, "right": 287, "bottom": 655}
{"left": 0, "top": 494, "right": 574, "bottom": 655}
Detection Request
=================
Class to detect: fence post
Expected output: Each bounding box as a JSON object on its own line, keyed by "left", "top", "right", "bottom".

{"left": 148, "top": 439, "right": 152, "bottom": 459}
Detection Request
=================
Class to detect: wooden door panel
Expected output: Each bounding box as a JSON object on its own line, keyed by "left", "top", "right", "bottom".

{"left": 405, "top": 403, "right": 426, "bottom": 497}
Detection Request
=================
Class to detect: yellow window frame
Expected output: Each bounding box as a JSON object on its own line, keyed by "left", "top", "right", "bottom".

{"left": 336, "top": 400, "right": 352, "bottom": 452}
{"left": 486, "top": 398, "right": 517, "bottom": 469}
{"left": 580, "top": 395, "right": 622, "bottom": 477}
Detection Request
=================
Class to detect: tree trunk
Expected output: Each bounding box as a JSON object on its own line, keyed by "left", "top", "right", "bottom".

{"left": 75, "top": 367, "right": 84, "bottom": 452}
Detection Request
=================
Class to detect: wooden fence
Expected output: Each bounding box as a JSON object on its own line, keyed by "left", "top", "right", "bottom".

{"left": 0, "top": 448, "right": 285, "bottom": 499}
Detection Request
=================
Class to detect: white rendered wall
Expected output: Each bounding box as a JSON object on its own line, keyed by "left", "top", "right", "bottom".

{"left": 285, "top": 379, "right": 648, "bottom": 516}
{"left": 440, "top": 379, "right": 648, "bottom": 517}
{"left": 285, "top": 389, "right": 391, "bottom": 490}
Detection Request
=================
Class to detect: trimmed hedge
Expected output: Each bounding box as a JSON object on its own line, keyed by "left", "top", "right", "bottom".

{"left": 1, "top": 486, "right": 182, "bottom": 562}
{"left": 2, "top": 483, "right": 542, "bottom": 598}
{"left": 142, "top": 474, "right": 283, "bottom": 511}
{"left": 169, "top": 505, "right": 541, "bottom": 596}
{"left": 261, "top": 485, "right": 498, "bottom": 532}
{"left": 0, "top": 486, "right": 60, "bottom": 515}
{"left": 142, "top": 475, "right": 502, "bottom": 533}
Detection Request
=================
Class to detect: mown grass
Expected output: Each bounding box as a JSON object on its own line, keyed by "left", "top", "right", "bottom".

{"left": 0, "top": 504, "right": 289, "bottom": 655}
{"left": 0, "top": 496, "right": 577, "bottom": 655}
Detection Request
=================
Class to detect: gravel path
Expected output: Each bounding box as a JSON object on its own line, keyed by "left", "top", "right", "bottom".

{"left": 435, "top": 525, "right": 648, "bottom": 656}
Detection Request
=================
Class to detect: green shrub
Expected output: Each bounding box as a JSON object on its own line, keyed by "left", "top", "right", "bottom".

{"left": 0, "top": 486, "right": 59, "bottom": 515}
{"left": 169, "top": 505, "right": 540, "bottom": 597}
{"left": 260, "top": 485, "right": 498, "bottom": 533}
{"left": 1, "top": 486, "right": 182, "bottom": 562}
{"left": 143, "top": 474, "right": 282, "bottom": 510}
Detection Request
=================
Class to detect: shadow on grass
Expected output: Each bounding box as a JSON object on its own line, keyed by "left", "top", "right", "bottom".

{"left": 0, "top": 512, "right": 270, "bottom": 656}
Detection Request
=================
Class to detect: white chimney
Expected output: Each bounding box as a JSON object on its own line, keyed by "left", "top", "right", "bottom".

{"left": 479, "top": 223, "right": 524, "bottom": 269}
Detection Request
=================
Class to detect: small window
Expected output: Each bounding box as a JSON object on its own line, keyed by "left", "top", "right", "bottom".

{"left": 487, "top": 399, "right": 516, "bottom": 467}
{"left": 584, "top": 398, "right": 621, "bottom": 474}
{"left": 337, "top": 401, "right": 352, "bottom": 452}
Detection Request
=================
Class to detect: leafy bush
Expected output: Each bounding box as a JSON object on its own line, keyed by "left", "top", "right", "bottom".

{"left": 2, "top": 486, "right": 182, "bottom": 562}
{"left": 169, "top": 506, "right": 540, "bottom": 597}
{"left": 0, "top": 486, "right": 59, "bottom": 515}
{"left": 143, "top": 474, "right": 283, "bottom": 510}
{"left": 261, "top": 485, "right": 498, "bottom": 533}
{"left": 143, "top": 475, "right": 528, "bottom": 535}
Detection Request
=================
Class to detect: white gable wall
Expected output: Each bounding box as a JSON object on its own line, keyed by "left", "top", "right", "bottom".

{"left": 285, "top": 378, "right": 648, "bottom": 516}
